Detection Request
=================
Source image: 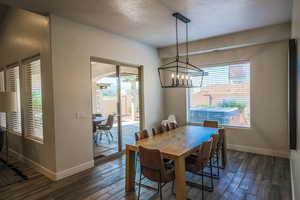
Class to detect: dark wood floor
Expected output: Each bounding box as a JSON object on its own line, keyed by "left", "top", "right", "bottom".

{"left": 0, "top": 150, "right": 292, "bottom": 200}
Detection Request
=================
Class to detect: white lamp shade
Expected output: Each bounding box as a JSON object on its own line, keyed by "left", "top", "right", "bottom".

{"left": 0, "top": 92, "right": 17, "bottom": 112}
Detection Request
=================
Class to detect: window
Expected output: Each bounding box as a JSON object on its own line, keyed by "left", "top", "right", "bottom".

{"left": 0, "top": 70, "right": 6, "bottom": 128}
{"left": 6, "top": 65, "right": 22, "bottom": 134}
{"left": 24, "top": 58, "right": 44, "bottom": 141}
{"left": 188, "top": 62, "right": 250, "bottom": 127}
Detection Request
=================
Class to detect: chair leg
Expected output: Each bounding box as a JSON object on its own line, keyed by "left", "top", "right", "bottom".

{"left": 99, "top": 131, "right": 103, "bottom": 141}
{"left": 216, "top": 151, "right": 220, "bottom": 177}
{"left": 109, "top": 130, "right": 113, "bottom": 141}
{"left": 159, "top": 182, "right": 163, "bottom": 200}
{"left": 171, "top": 181, "right": 175, "bottom": 195}
{"left": 138, "top": 167, "right": 142, "bottom": 200}
{"left": 105, "top": 130, "right": 111, "bottom": 144}
{"left": 209, "top": 158, "right": 214, "bottom": 191}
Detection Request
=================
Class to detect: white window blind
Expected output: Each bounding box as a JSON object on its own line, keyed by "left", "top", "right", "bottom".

{"left": 188, "top": 63, "right": 250, "bottom": 127}
{"left": 24, "top": 58, "right": 44, "bottom": 140}
{"left": 6, "top": 66, "right": 22, "bottom": 134}
{"left": 0, "top": 70, "right": 6, "bottom": 128}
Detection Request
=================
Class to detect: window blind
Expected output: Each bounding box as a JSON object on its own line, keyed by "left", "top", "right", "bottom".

{"left": 188, "top": 63, "right": 250, "bottom": 127}
{"left": 6, "top": 66, "right": 22, "bottom": 134}
{"left": 0, "top": 71, "right": 6, "bottom": 128}
{"left": 24, "top": 58, "right": 44, "bottom": 140}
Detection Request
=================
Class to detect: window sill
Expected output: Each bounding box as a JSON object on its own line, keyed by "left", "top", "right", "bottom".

{"left": 187, "top": 122, "right": 251, "bottom": 130}
{"left": 25, "top": 135, "right": 44, "bottom": 144}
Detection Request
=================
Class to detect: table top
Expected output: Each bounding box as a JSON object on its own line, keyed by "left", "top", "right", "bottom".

{"left": 93, "top": 117, "right": 106, "bottom": 122}
{"left": 127, "top": 125, "right": 220, "bottom": 159}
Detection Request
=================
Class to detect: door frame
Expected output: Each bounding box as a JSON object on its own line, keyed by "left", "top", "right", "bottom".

{"left": 90, "top": 56, "right": 144, "bottom": 157}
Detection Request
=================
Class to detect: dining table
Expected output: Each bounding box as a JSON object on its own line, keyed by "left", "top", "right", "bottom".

{"left": 125, "top": 125, "right": 226, "bottom": 200}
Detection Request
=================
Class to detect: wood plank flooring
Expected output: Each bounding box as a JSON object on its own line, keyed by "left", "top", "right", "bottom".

{"left": 0, "top": 150, "right": 292, "bottom": 200}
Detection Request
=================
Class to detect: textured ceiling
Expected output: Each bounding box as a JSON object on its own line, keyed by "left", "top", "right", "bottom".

{"left": 0, "top": 0, "right": 292, "bottom": 47}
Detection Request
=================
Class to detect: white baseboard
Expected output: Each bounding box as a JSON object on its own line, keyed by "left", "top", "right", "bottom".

{"left": 9, "top": 149, "right": 57, "bottom": 180}
{"left": 227, "top": 144, "right": 290, "bottom": 158}
{"left": 290, "top": 158, "right": 295, "bottom": 200}
{"left": 55, "top": 160, "right": 94, "bottom": 180}
{"left": 8, "top": 149, "right": 94, "bottom": 181}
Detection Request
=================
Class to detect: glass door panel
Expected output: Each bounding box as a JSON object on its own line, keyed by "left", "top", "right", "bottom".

{"left": 91, "top": 61, "right": 119, "bottom": 158}
{"left": 119, "top": 66, "right": 141, "bottom": 150}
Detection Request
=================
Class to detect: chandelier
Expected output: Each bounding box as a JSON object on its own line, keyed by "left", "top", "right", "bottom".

{"left": 158, "top": 13, "right": 204, "bottom": 88}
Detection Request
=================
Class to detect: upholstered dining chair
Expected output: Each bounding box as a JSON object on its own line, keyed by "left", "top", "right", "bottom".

{"left": 152, "top": 126, "right": 165, "bottom": 136}
{"left": 138, "top": 146, "right": 175, "bottom": 200}
{"left": 203, "top": 120, "right": 224, "bottom": 177}
{"left": 135, "top": 129, "right": 149, "bottom": 141}
{"left": 203, "top": 120, "right": 218, "bottom": 128}
{"left": 185, "top": 139, "right": 213, "bottom": 200}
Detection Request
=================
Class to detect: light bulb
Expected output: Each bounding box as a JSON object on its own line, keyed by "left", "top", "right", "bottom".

{"left": 171, "top": 73, "right": 174, "bottom": 78}
{"left": 181, "top": 75, "right": 184, "bottom": 79}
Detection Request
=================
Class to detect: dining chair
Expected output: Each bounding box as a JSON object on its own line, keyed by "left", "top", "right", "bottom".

{"left": 152, "top": 126, "right": 165, "bottom": 136}
{"left": 98, "top": 114, "right": 114, "bottom": 143}
{"left": 138, "top": 146, "right": 175, "bottom": 200}
{"left": 185, "top": 139, "right": 213, "bottom": 200}
{"left": 135, "top": 129, "right": 149, "bottom": 141}
{"left": 203, "top": 120, "right": 224, "bottom": 176}
{"left": 203, "top": 120, "right": 218, "bottom": 128}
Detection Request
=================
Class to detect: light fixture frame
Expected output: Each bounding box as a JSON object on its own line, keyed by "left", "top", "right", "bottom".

{"left": 158, "top": 12, "right": 204, "bottom": 88}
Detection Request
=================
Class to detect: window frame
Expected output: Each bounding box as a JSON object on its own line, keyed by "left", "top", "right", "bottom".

{"left": 186, "top": 61, "right": 252, "bottom": 128}
{"left": 0, "top": 68, "right": 7, "bottom": 130}
{"left": 5, "top": 62, "right": 23, "bottom": 135}
{"left": 22, "top": 55, "right": 44, "bottom": 143}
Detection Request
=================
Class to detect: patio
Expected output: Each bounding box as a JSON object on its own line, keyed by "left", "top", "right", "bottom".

{"left": 94, "top": 122, "right": 139, "bottom": 158}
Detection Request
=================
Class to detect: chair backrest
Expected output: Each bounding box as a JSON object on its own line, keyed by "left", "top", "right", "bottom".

{"left": 194, "top": 139, "right": 213, "bottom": 171}
{"left": 139, "top": 146, "right": 167, "bottom": 182}
{"left": 106, "top": 114, "right": 114, "bottom": 128}
{"left": 152, "top": 126, "right": 165, "bottom": 136}
{"left": 203, "top": 120, "right": 218, "bottom": 128}
{"left": 135, "top": 130, "right": 149, "bottom": 141}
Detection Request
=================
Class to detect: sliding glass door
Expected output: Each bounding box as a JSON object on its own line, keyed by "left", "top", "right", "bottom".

{"left": 120, "top": 66, "right": 140, "bottom": 151}
{"left": 91, "top": 59, "right": 143, "bottom": 158}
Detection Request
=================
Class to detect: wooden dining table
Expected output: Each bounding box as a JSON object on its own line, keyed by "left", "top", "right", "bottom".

{"left": 125, "top": 125, "right": 226, "bottom": 200}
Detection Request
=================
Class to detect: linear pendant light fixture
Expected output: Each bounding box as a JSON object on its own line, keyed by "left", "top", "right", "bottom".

{"left": 158, "top": 12, "right": 204, "bottom": 88}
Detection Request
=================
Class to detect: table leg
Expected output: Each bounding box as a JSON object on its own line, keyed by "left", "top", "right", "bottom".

{"left": 174, "top": 157, "right": 186, "bottom": 200}
{"left": 125, "top": 146, "right": 136, "bottom": 192}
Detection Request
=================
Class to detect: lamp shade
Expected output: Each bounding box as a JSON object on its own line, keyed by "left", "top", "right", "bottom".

{"left": 0, "top": 92, "right": 17, "bottom": 112}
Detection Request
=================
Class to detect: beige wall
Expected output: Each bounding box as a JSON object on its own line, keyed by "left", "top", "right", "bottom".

{"left": 0, "top": 8, "right": 56, "bottom": 171}
{"left": 159, "top": 23, "right": 291, "bottom": 58}
{"left": 291, "top": 0, "right": 300, "bottom": 199}
{"left": 161, "top": 39, "right": 289, "bottom": 157}
{"left": 50, "top": 15, "right": 164, "bottom": 172}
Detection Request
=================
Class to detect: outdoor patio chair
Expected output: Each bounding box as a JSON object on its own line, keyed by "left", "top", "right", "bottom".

{"left": 98, "top": 114, "right": 114, "bottom": 144}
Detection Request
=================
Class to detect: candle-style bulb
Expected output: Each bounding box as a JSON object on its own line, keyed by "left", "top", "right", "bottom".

{"left": 186, "top": 75, "right": 189, "bottom": 86}
{"left": 171, "top": 73, "right": 175, "bottom": 86}
{"left": 181, "top": 75, "right": 185, "bottom": 85}
{"left": 176, "top": 74, "right": 180, "bottom": 86}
